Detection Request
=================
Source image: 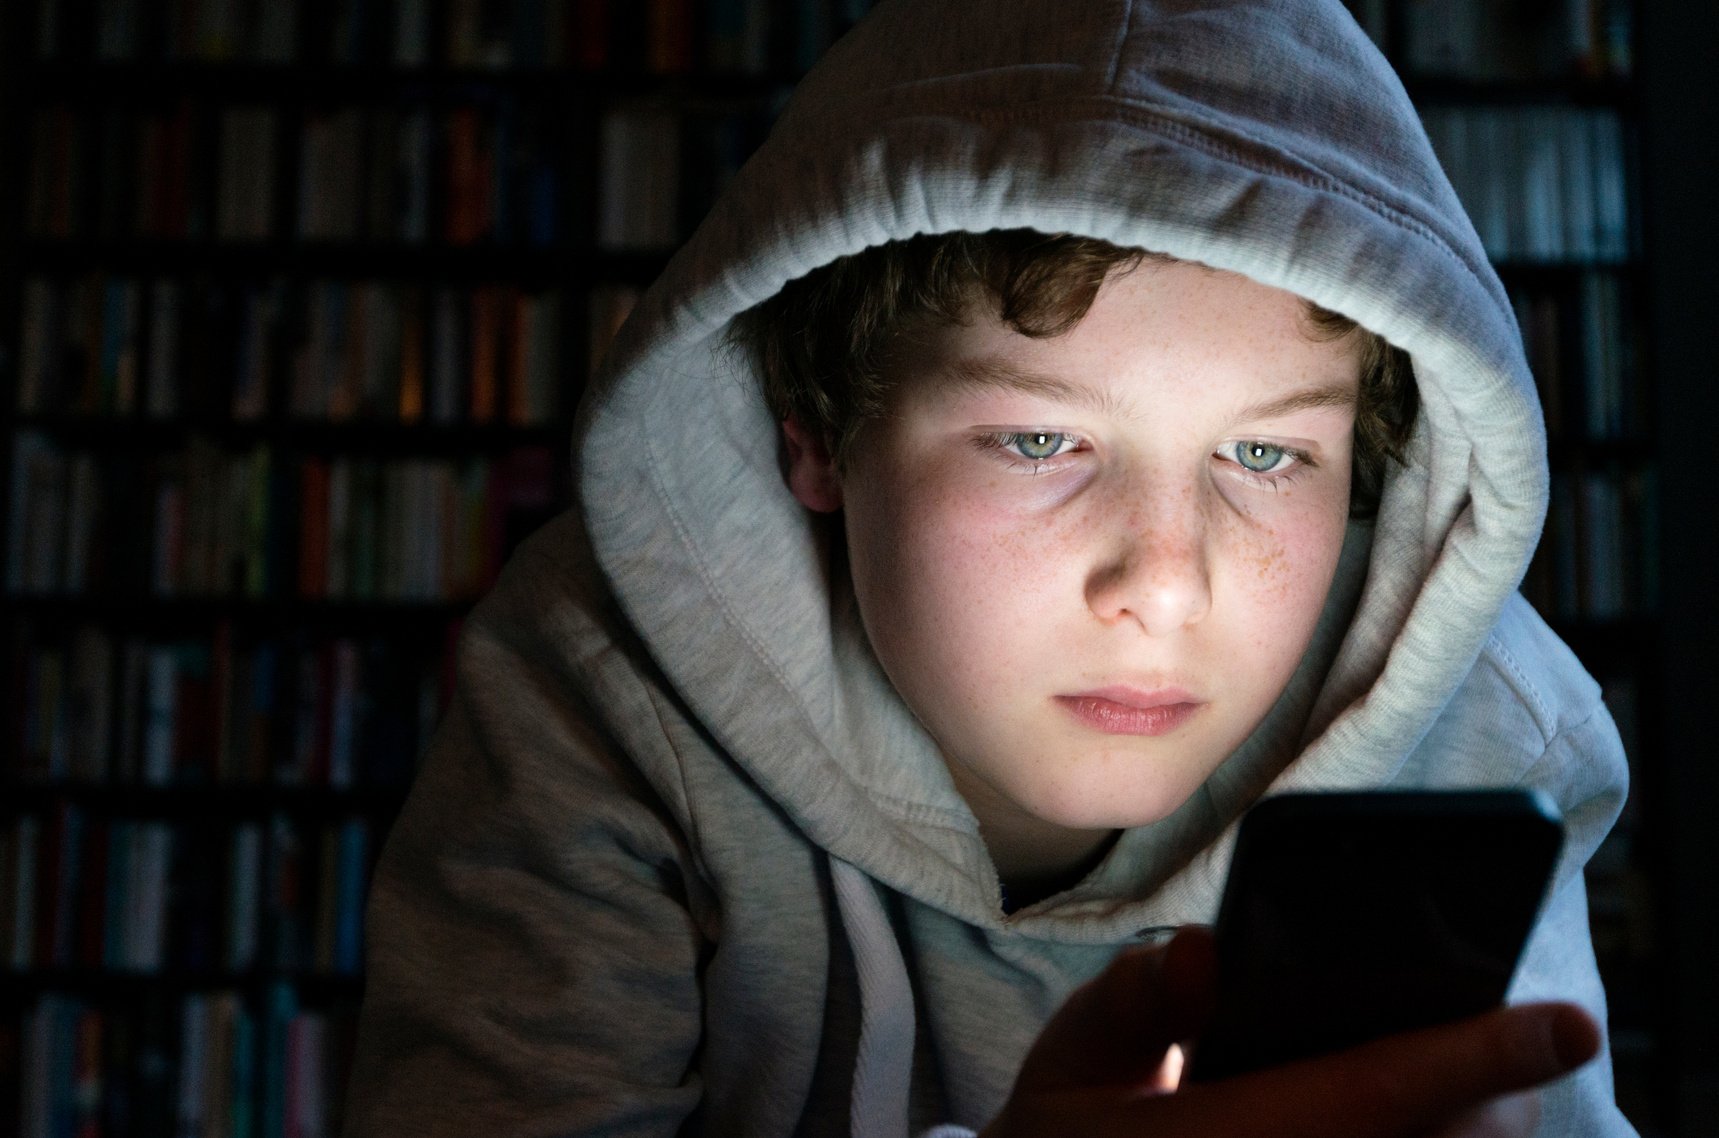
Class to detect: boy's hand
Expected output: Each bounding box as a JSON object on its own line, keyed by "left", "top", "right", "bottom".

{"left": 982, "top": 927, "right": 1600, "bottom": 1138}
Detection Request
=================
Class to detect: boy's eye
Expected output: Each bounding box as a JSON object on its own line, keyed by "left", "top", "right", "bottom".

{"left": 1230, "top": 441, "right": 1290, "bottom": 473}
{"left": 1002, "top": 431, "right": 1075, "bottom": 460}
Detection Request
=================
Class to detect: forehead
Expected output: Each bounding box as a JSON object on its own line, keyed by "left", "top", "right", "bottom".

{"left": 897, "top": 260, "right": 1364, "bottom": 415}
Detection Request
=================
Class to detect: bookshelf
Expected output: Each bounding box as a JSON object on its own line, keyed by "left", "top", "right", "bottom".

{"left": 1349, "top": 0, "right": 1678, "bottom": 1133}
{"left": 1635, "top": 5, "right": 1719, "bottom": 1134}
{"left": 0, "top": 0, "right": 873, "bottom": 1133}
{"left": 0, "top": 0, "right": 1691, "bottom": 1134}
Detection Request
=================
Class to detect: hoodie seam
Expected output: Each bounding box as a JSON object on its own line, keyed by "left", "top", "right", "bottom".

{"left": 797, "top": 90, "right": 1486, "bottom": 298}
{"left": 1512, "top": 700, "right": 1609, "bottom": 794}
{"left": 1102, "top": 0, "right": 1134, "bottom": 92}
{"left": 640, "top": 684, "right": 708, "bottom": 858}
{"left": 990, "top": 96, "right": 1479, "bottom": 283}
{"left": 1482, "top": 630, "right": 1557, "bottom": 744}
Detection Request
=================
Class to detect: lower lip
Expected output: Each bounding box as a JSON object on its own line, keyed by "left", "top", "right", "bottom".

{"left": 1056, "top": 696, "right": 1203, "bottom": 736}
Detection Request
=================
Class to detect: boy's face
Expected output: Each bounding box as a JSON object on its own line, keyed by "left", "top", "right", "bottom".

{"left": 788, "top": 260, "right": 1361, "bottom": 873}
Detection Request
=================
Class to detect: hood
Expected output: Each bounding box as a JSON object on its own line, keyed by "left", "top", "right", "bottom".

{"left": 577, "top": 0, "right": 1546, "bottom": 938}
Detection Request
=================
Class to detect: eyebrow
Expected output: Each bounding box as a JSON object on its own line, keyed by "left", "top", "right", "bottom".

{"left": 937, "top": 357, "right": 1127, "bottom": 416}
{"left": 937, "top": 356, "right": 1357, "bottom": 425}
{"left": 1230, "top": 384, "right": 1358, "bottom": 424}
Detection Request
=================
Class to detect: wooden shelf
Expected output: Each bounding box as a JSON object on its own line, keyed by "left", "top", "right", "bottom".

{"left": 0, "top": 780, "right": 409, "bottom": 820}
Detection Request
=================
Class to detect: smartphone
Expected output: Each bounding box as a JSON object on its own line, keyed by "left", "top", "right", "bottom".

{"left": 1186, "top": 788, "right": 1565, "bottom": 1082}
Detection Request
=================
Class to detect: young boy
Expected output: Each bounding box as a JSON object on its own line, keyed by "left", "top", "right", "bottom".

{"left": 344, "top": 1, "right": 1632, "bottom": 1134}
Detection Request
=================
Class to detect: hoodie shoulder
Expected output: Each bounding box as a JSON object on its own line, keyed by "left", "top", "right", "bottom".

{"left": 1478, "top": 593, "right": 1606, "bottom": 747}
{"left": 1401, "top": 593, "right": 1612, "bottom": 790}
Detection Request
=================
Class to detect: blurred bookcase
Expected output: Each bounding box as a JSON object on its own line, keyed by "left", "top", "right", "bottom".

{"left": 0, "top": 0, "right": 1681, "bottom": 1135}
{"left": 0, "top": 0, "right": 871, "bottom": 1133}
{"left": 1348, "top": 0, "right": 1669, "bottom": 1132}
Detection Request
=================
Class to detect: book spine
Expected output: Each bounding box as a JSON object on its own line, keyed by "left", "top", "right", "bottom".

{"left": 103, "top": 819, "right": 132, "bottom": 969}
{"left": 334, "top": 818, "right": 369, "bottom": 973}
{"left": 228, "top": 822, "right": 262, "bottom": 972}
{"left": 18, "top": 277, "right": 57, "bottom": 413}
{"left": 134, "top": 823, "right": 172, "bottom": 971}
{"left": 177, "top": 993, "right": 210, "bottom": 1137}
{"left": 9, "top": 816, "right": 40, "bottom": 970}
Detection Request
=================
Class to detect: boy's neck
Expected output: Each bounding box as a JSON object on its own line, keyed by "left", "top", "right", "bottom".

{"left": 944, "top": 759, "right": 1120, "bottom": 900}
{"left": 997, "top": 830, "right": 1121, "bottom": 914}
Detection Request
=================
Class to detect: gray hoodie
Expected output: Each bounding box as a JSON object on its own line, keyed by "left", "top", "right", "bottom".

{"left": 344, "top": 1, "right": 1633, "bottom": 1134}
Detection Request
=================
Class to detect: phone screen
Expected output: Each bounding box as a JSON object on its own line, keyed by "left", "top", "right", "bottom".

{"left": 1188, "top": 789, "right": 1564, "bottom": 1082}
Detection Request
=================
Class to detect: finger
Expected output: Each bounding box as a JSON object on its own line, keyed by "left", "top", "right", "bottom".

{"left": 1000, "top": 1003, "right": 1594, "bottom": 1138}
{"left": 1169, "top": 1002, "right": 1598, "bottom": 1138}
{"left": 1013, "top": 925, "right": 1216, "bottom": 1096}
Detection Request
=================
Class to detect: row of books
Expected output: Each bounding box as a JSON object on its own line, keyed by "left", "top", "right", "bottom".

{"left": 34, "top": 0, "right": 874, "bottom": 74}
{"left": 12, "top": 625, "right": 448, "bottom": 791}
{"left": 18, "top": 985, "right": 353, "bottom": 1138}
{"left": 1525, "top": 466, "right": 1658, "bottom": 623}
{"left": 4, "top": 807, "right": 373, "bottom": 976}
{"left": 7, "top": 433, "right": 559, "bottom": 600}
{"left": 15, "top": 273, "right": 601, "bottom": 426}
{"left": 1398, "top": 0, "right": 1632, "bottom": 82}
{"left": 25, "top": 93, "right": 768, "bottom": 250}
{"left": 1511, "top": 272, "right": 1642, "bottom": 441}
{"left": 11, "top": 267, "right": 1639, "bottom": 443}
{"left": 1421, "top": 105, "right": 1631, "bottom": 264}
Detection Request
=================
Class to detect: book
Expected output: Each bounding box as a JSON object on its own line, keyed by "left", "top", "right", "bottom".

{"left": 177, "top": 993, "right": 210, "bottom": 1137}
{"left": 141, "top": 646, "right": 179, "bottom": 786}
{"left": 299, "top": 458, "right": 331, "bottom": 600}
{"left": 8, "top": 431, "right": 67, "bottom": 592}
{"left": 146, "top": 278, "right": 182, "bottom": 418}
{"left": 71, "top": 1003, "right": 105, "bottom": 1136}
{"left": 597, "top": 107, "right": 681, "bottom": 250}
{"left": 17, "top": 277, "right": 57, "bottom": 414}
{"left": 333, "top": 819, "right": 369, "bottom": 974}
{"left": 468, "top": 287, "right": 500, "bottom": 422}
{"left": 445, "top": 105, "right": 492, "bottom": 245}
{"left": 6, "top": 815, "right": 40, "bottom": 970}
{"left": 216, "top": 107, "right": 278, "bottom": 241}
{"left": 299, "top": 109, "right": 364, "bottom": 241}
{"left": 103, "top": 820, "right": 134, "bottom": 969}
{"left": 67, "top": 627, "right": 115, "bottom": 783}
{"left": 228, "top": 822, "right": 263, "bottom": 972}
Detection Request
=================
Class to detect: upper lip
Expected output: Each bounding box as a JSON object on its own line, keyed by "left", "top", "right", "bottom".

{"left": 1064, "top": 685, "right": 1201, "bottom": 709}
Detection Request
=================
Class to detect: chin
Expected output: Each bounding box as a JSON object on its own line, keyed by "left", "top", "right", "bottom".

{"left": 1024, "top": 774, "right": 1197, "bottom": 832}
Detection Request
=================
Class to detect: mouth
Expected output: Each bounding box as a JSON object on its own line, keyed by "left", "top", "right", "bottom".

{"left": 1055, "top": 686, "right": 1204, "bottom": 737}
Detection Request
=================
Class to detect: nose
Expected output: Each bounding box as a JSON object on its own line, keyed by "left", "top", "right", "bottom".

{"left": 1084, "top": 487, "right": 1213, "bottom": 636}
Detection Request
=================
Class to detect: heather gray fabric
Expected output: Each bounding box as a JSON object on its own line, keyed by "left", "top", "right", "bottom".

{"left": 344, "top": 1, "right": 1633, "bottom": 1134}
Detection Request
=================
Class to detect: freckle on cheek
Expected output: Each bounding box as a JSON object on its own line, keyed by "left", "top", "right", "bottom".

{"left": 1256, "top": 541, "right": 1281, "bottom": 579}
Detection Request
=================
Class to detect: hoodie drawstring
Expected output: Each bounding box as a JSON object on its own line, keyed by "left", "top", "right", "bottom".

{"left": 832, "top": 858, "right": 917, "bottom": 1138}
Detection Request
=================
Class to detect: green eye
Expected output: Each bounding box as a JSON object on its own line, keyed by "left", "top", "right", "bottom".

{"left": 1010, "top": 431, "right": 1069, "bottom": 460}
{"left": 1235, "top": 442, "right": 1287, "bottom": 472}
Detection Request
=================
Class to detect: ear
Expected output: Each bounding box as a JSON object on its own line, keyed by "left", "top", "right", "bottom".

{"left": 781, "top": 415, "right": 843, "bottom": 513}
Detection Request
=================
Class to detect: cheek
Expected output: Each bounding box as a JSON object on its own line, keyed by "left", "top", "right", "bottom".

{"left": 1226, "top": 497, "right": 1349, "bottom": 637}
{"left": 845, "top": 475, "right": 1068, "bottom": 689}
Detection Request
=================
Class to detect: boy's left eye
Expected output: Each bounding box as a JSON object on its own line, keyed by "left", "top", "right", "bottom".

{"left": 1226, "top": 441, "right": 1292, "bottom": 474}
{"left": 999, "top": 431, "right": 1077, "bottom": 461}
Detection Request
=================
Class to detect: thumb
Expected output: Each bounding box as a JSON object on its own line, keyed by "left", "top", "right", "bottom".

{"left": 1015, "top": 925, "right": 1216, "bottom": 1096}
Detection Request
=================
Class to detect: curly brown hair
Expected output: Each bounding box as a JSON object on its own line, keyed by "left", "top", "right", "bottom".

{"left": 729, "top": 229, "right": 1417, "bottom": 518}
